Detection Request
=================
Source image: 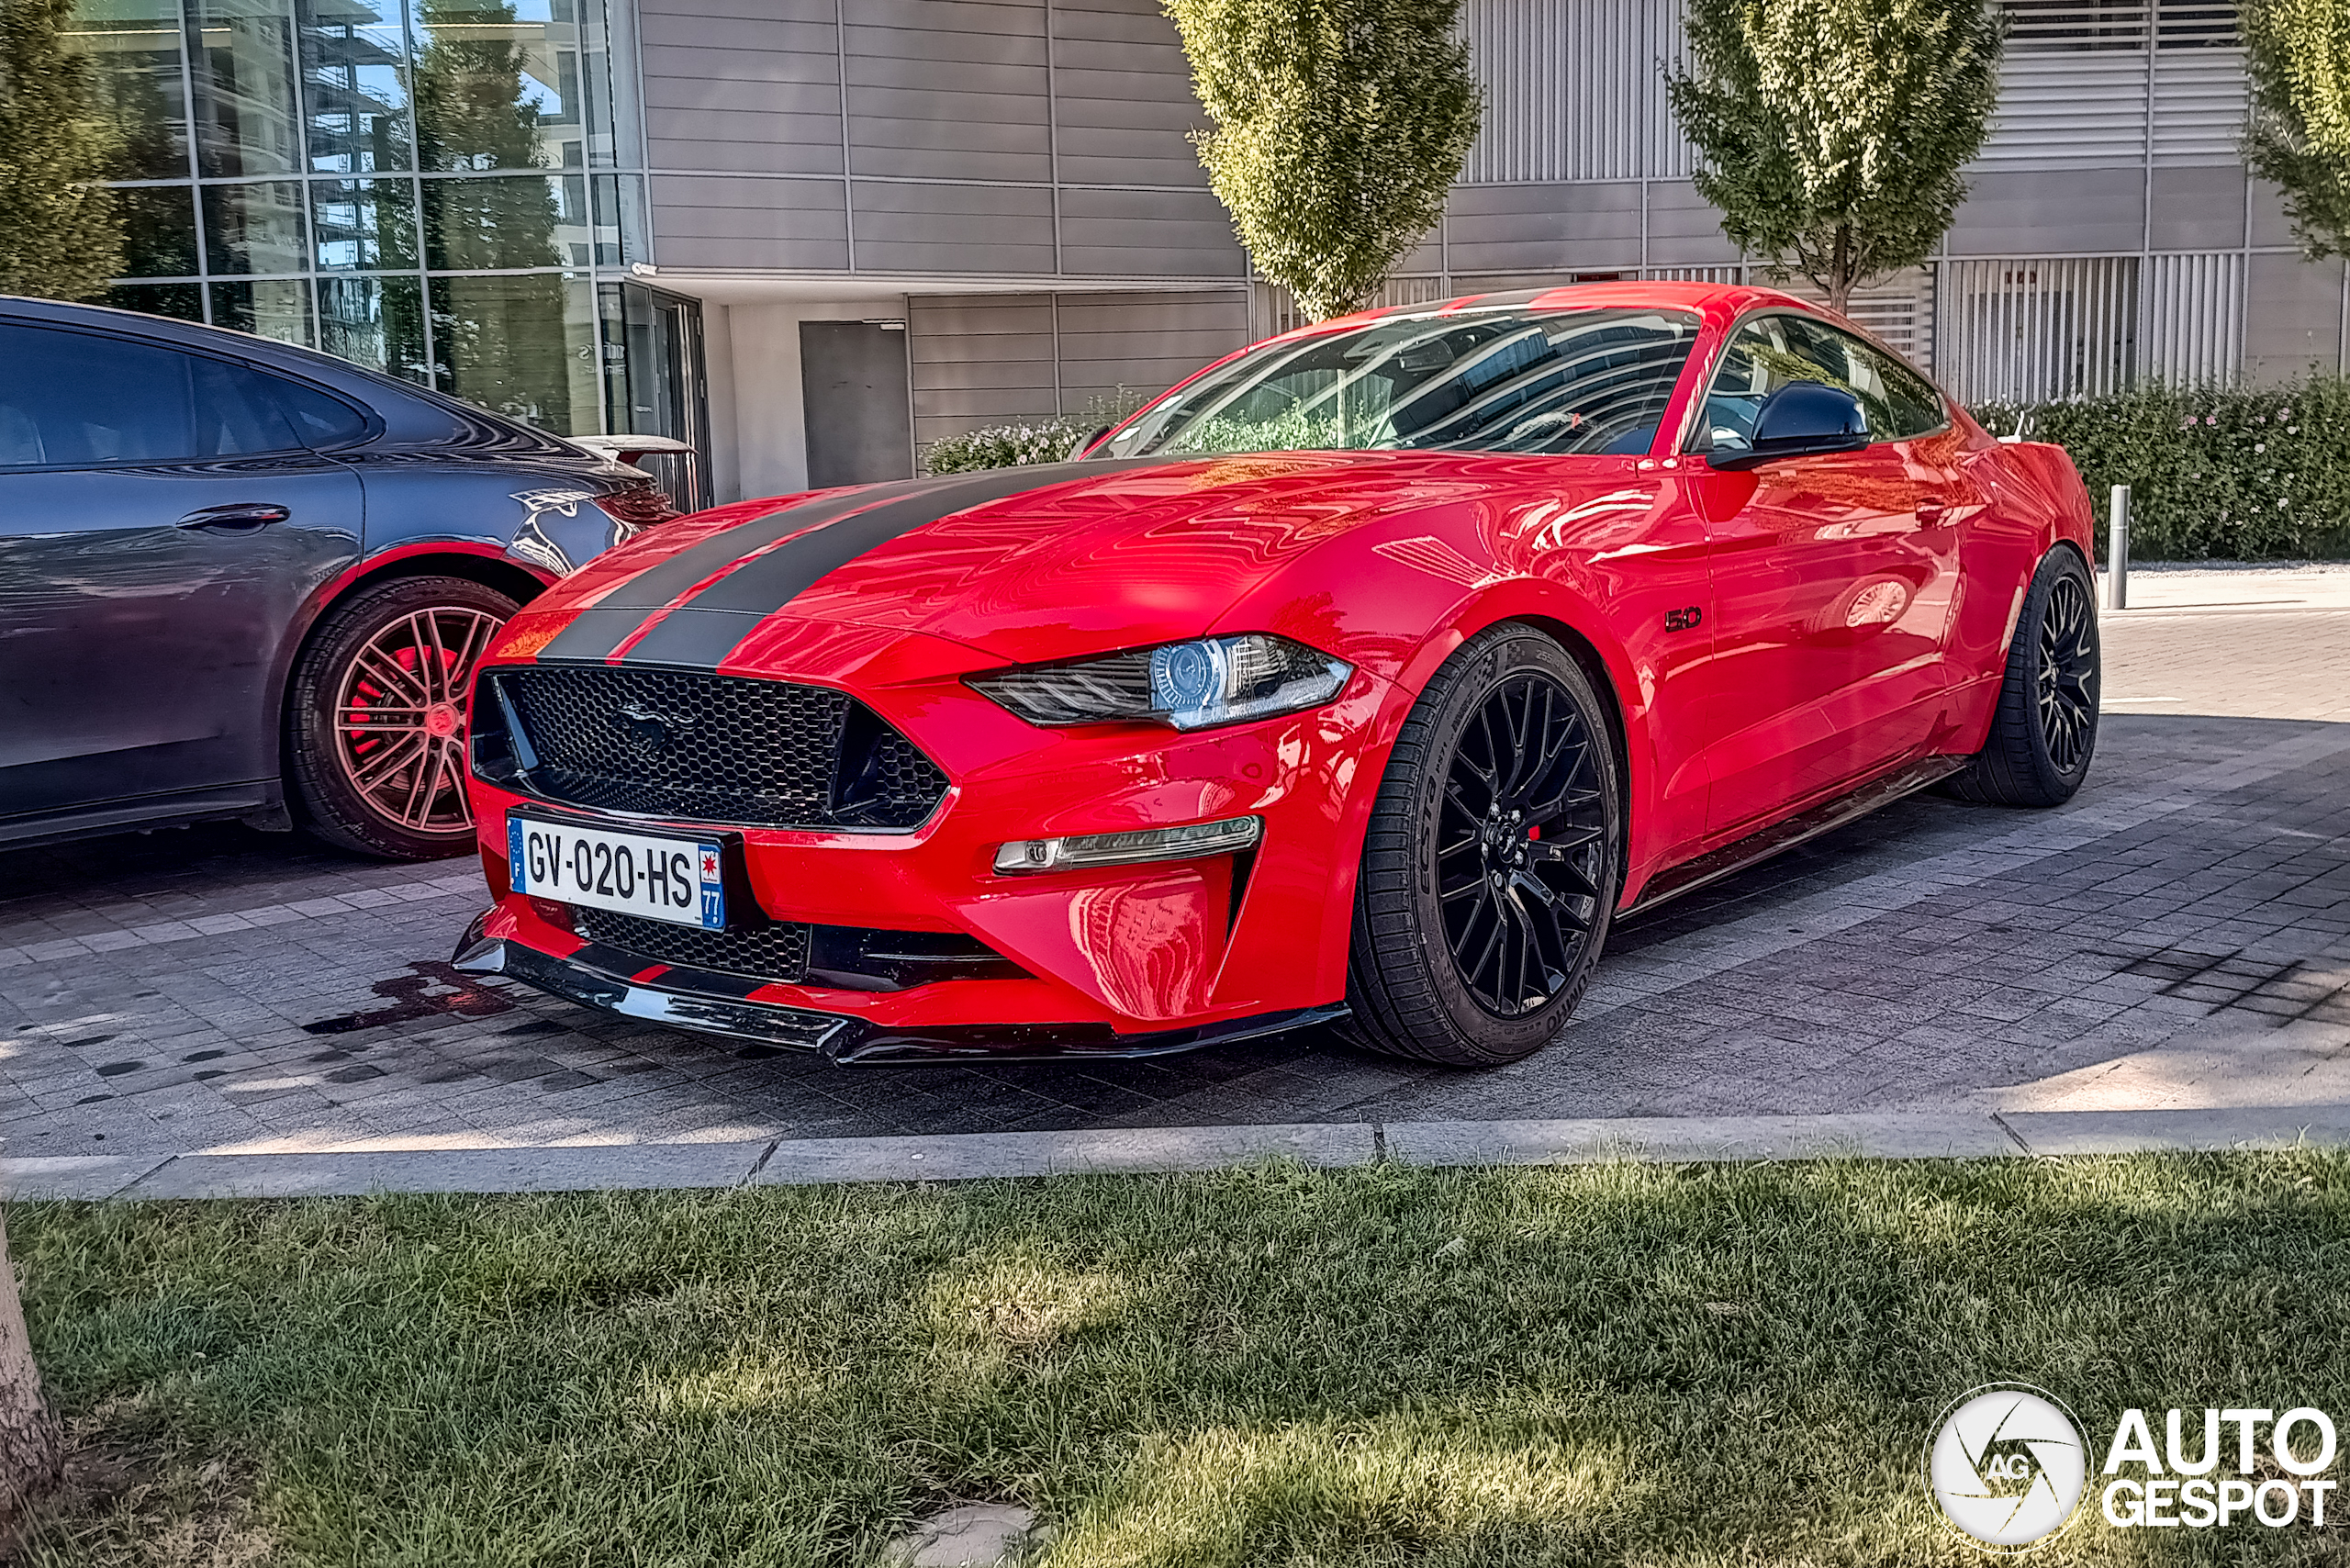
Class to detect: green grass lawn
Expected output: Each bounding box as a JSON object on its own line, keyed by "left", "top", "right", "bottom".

{"left": 15, "top": 1153, "right": 2350, "bottom": 1566}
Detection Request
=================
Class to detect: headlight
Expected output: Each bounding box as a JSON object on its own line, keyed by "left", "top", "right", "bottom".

{"left": 968, "top": 633, "right": 1350, "bottom": 731}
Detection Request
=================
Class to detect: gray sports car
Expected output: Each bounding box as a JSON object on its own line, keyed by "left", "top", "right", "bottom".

{"left": 2, "top": 296, "right": 678, "bottom": 860}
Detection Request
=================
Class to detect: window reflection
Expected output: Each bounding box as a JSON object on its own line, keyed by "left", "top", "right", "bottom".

{"left": 186, "top": 0, "right": 303, "bottom": 177}
{"left": 104, "top": 283, "right": 204, "bottom": 322}
{"left": 421, "top": 174, "right": 562, "bottom": 269}
{"left": 211, "top": 278, "right": 315, "bottom": 346}
{"left": 589, "top": 173, "right": 642, "bottom": 266}
{"left": 311, "top": 177, "right": 420, "bottom": 269}
{"left": 204, "top": 180, "right": 310, "bottom": 274}
{"left": 117, "top": 185, "right": 201, "bottom": 277}
{"left": 63, "top": 0, "right": 190, "bottom": 182}
{"left": 430, "top": 273, "right": 596, "bottom": 431}
{"left": 319, "top": 275, "right": 429, "bottom": 380}
{"left": 77, "top": 0, "right": 649, "bottom": 446}
{"left": 302, "top": 0, "right": 410, "bottom": 173}
{"left": 414, "top": 0, "right": 582, "bottom": 173}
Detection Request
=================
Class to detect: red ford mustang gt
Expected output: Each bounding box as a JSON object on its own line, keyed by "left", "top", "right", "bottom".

{"left": 453, "top": 283, "right": 2098, "bottom": 1067}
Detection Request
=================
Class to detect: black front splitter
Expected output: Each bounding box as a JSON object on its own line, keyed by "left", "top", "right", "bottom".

{"left": 451, "top": 916, "right": 1347, "bottom": 1066}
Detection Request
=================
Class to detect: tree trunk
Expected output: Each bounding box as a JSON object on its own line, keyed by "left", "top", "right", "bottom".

{"left": 1826, "top": 225, "right": 1852, "bottom": 316}
{"left": 0, "top": 1210, "right": 59, "bottom": 1536}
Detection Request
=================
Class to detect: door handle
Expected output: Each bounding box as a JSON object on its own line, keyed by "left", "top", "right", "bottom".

{"left": 176, "top": 502, "right": 290, "bottom": 532}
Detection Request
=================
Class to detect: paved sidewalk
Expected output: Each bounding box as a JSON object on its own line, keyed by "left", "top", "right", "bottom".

{"left": 3, "top": 568, "right": 2345, "bottom": 1195}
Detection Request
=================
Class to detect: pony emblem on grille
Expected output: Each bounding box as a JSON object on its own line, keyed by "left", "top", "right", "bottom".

{"left": 616, "top": 701, "right": 690, "bottom": 752}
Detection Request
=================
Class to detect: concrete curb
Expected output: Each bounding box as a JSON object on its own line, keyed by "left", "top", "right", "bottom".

{"left": 10, "top": 1106, "right": 2350, "bottom": 1200}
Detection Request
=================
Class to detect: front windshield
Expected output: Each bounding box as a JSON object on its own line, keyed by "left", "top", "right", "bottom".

{"left": 1100, "top": 306, "right": 1701, "bottom": 460}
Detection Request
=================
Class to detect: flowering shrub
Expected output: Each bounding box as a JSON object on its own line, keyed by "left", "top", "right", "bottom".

{"left": 1972, "top": 377, "right": 2350, "bottom": 561}
{"left": 921, "top": 420, "right": 1088, "bottom": 476}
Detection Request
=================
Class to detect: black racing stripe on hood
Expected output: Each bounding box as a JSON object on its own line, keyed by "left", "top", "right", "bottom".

{"left": 531, "top": 474, "right": 966, "bottom": 665}
{"left": 611, "top": 458, "right": 1173, "bottom": 670}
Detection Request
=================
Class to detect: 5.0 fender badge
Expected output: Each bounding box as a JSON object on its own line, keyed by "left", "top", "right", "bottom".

{"left": 1663, "top": 606, "right": 1704, "bottom": 633}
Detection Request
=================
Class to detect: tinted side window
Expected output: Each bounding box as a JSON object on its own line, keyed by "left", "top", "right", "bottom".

{"left": 1699, "top": 314, "right": 1944, "bottom": 453}
{"left": 189, "top": 358, "right": 304, "bottom": 456}
{"left": 0, "top": 324, "right": 200, "bottom": 466}
{"left": 1849, "top": 338, "right": 1949, "bottom": 439}
{"left": 261, "top": 373, "right": 371, "bottom": 449}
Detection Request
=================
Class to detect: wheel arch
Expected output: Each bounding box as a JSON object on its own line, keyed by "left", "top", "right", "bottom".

{"left": 1500, "top": 612, "right": 1637, "bottom": 910}
{"left": 1379, "top": 584, "right": 1655, "bottom": 910}
{"left": 264, "top": 543, "right": 554, "bottom": 795}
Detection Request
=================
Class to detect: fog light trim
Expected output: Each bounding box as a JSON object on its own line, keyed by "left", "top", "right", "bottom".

{"left": 994, "top": 815, "right": 1262, "bottom": 875}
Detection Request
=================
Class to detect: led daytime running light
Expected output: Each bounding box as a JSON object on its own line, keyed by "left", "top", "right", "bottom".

{"left": 994, "top": 815, "right": 1262, "bottom": 875}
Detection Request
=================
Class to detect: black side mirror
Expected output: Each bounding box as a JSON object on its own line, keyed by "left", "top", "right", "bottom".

{"left": 1068, "top": 424, "right": 1112, "bottom": 461}
{"left": 1709, "top": 382, "right": 1869, "bottom": 470}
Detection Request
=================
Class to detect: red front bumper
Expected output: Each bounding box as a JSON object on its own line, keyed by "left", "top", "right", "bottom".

{"left": 460, "top": 620, "right": 1397, "bottom": 1062}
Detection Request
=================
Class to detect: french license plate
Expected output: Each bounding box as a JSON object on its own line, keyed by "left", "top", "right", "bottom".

{"left": 508, "top": 813, "right": 727, "bottom": 929}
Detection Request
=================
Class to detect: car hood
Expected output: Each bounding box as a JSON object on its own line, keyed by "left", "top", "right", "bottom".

{"left": 511, "top": 451, "right": 1525, "bottom": 673}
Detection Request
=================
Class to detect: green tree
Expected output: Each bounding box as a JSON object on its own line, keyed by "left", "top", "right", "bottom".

{"left": 1166, "top": 0, "right": 1482, "bottom": 322}
{"left": 2244, "top": 0, "right": 2350, "bottom": 258}
{"left": 0, "top": 0, "right": 126, "bottom": 299}
{"left": 1668, "top": 0, "right": 2001, "bottom": 314}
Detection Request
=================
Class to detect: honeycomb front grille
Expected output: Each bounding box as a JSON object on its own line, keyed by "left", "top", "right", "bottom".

{"left": 576, "top": 908, "right": 812, "bottom": 982}
{"left": 486, "top": 665, "right": 947, "bottom": 830}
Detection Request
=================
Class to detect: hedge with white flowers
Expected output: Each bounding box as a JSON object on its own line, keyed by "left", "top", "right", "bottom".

{"left": 1975, "top": 377, "right": 2350, "bottom": 560}
{"left": 922, "top": 421, "right": 1089, "bottom": 476}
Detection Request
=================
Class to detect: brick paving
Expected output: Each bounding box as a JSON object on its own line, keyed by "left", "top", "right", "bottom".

{"left": 3, "top": 589, "right": 2346, "bottom": 1159}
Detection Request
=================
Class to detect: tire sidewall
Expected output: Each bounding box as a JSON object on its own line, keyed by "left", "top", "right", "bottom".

{"left": 1374, "top": 626, "right": 1623, "bottom": 1061}
{"left": 288, "top": 575, "right": 520, "bottom": 860}
{"left": 2014, "top": 548, "right": 2101, "bottom": 796}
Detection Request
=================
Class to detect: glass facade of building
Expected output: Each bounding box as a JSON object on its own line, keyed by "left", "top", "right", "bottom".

{"left": 66, "top": 0, "right": 706, "bottom": 500}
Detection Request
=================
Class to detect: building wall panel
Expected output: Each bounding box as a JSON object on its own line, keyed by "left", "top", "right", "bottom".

{"left": 1947, "top": 168, "right": 2150, "bottom": 257}
{"left": 1052, "top": 0, "right": 1212, "bottom": 188}
{"left": 1055, "top": 288, "right": 1251, "bottom": 408}
{"left": 2150, "top": 163, "right": 2248, "bottom": 250}
{"left": 848, "top": 181, "right": 1057, "bottom": 274}
{"left": 649, "top": 175, "right": 848, "bottom": 269}
{"left": 845, "top": 1, "right": 1052, "bottom": 185}
{"left": 1447, "top": 182, "right": 1643, "bottom": 273}
{"left": 1460, "top": 0, "right": 1692, "bottom": 184}
{"left": 1058, "top": 187, "right": 1245, "bottom": 276}
{"left": 2244, "top": 252, "right": 2346, "bottom": 383}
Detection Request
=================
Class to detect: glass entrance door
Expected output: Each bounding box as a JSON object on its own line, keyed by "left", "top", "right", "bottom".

{"left": 599, "top": 282, "right": 711, "bottom": 512}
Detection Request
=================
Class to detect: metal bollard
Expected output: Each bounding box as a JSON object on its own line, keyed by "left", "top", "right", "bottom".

{"left": 2107, "top": 484, "right": 2130, "bottom": 611}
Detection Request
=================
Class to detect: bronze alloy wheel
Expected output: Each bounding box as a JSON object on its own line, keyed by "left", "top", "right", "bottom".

{"left": 288, "top": 575, "right": 522, "bottom": 859}
{"left": 333, "top": 605, "right": 507, "bottom": 834}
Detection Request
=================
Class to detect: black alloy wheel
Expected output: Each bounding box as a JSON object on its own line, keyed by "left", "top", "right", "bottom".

{"left": 1344, "top": 624, "right": 1622, "bottom": 1066}
{"left": 2036, "top": 567, "right": 2098, "bottom": 773}
{"left": 1942, "top": 548, "right": 2101, "bottom": 809}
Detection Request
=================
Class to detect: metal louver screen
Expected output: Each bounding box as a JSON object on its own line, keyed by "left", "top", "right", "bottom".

{"left": 1980, "top": 0, "right": 2244, "bottom": 167}
{"left": 2141, "top": 252, "right": 2245, "bottom": 386}
{"left": 1937, "top": 258, "right": 2141, "bottom": 405}
{"left": 1460, "top": 0, "right": 1695, "bottom": 183}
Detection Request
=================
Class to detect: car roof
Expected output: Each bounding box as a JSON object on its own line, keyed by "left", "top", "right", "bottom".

{"left": 2, "top": 294, "right": 396, "bottom": 386}
{"left": 1278, "top": 280, "right": 1821, "bottom": 343}
{"left": 0, "top": 293, "right": 590, "bottom": 455}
